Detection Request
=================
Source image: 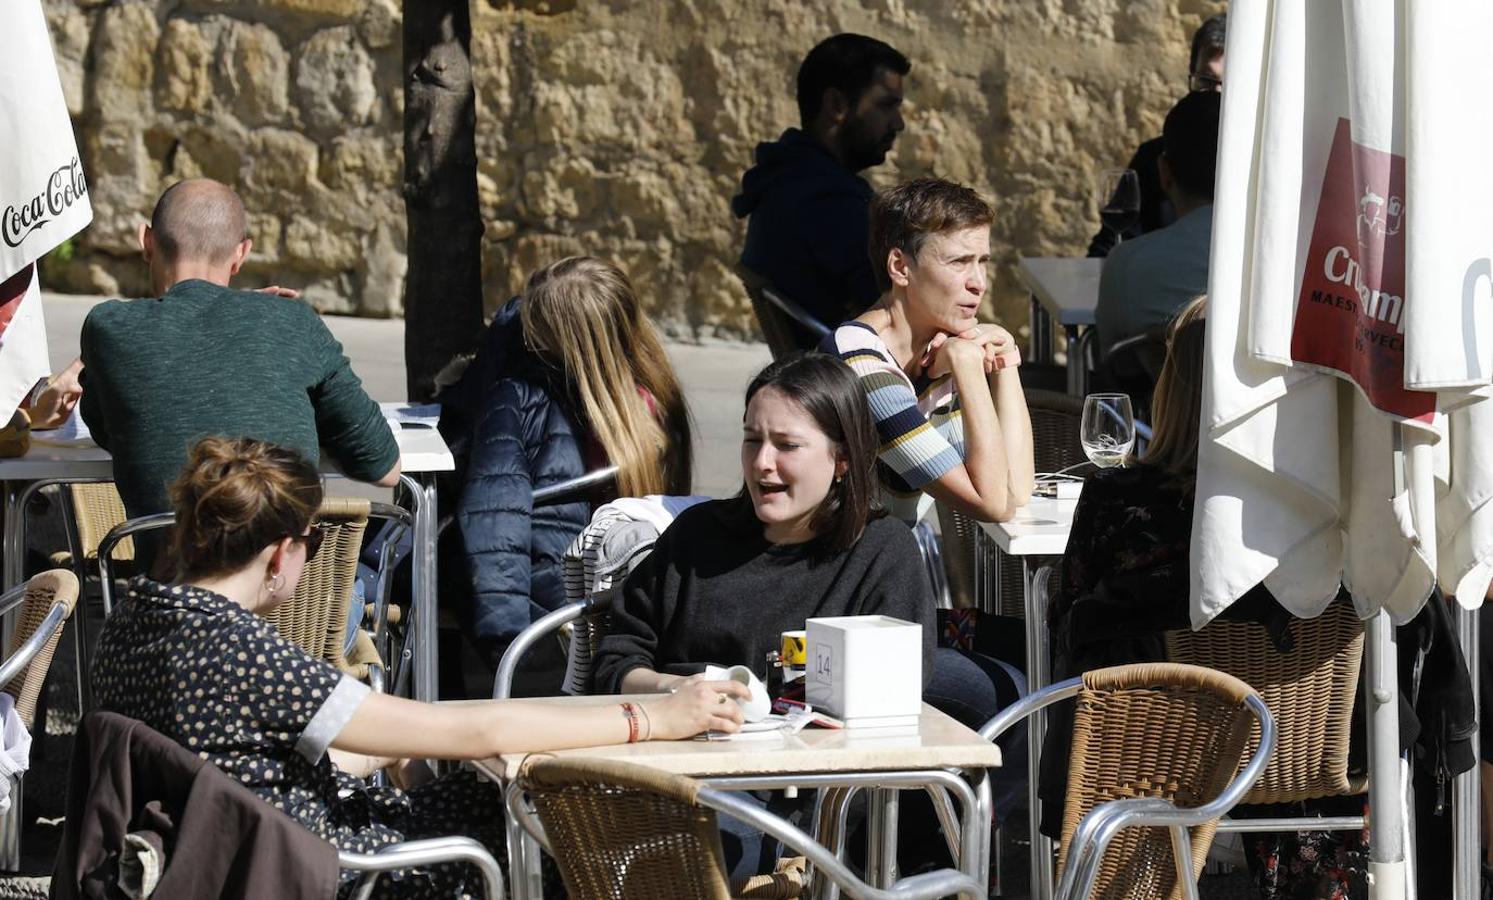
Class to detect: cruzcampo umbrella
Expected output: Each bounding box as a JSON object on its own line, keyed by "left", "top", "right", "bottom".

{"left": 1191, "top": 1, "right": 1493, "bottom": 897}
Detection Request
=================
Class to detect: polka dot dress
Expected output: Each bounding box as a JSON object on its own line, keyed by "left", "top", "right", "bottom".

{"left": 93, "top": 577, "right": 508, "bottom": 899}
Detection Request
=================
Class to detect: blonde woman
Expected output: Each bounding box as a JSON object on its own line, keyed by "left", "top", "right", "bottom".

{"left": 438, "top": 256, "right": 692, "bottom": 682}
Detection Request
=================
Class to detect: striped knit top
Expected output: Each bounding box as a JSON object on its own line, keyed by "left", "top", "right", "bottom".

{"left": 827, "top": 321, "right": 964, "bottom": 523}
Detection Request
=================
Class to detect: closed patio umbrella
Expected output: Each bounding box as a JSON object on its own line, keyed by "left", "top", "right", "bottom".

{"left": 0, "top": 0, "right": 92, "bottom": 415}
{"left": 1191, "top": 1, "right": 1493, "bottom": 897}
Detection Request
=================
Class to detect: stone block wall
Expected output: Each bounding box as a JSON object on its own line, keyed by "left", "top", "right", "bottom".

{"left": 43, "top": 0, "right": 1223, "bottom": 337}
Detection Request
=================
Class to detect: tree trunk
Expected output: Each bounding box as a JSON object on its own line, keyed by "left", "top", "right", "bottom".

{"left": 402, "top": 0, "right": 483, "bottom": 402}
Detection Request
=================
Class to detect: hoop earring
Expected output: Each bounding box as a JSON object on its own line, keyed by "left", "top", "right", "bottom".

{"left": 265, "top": 571, "right": 284, "bottom": 596}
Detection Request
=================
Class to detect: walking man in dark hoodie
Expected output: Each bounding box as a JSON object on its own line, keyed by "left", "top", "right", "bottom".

{"left": 732, "top": 34, "right": 909, "bottom": 344}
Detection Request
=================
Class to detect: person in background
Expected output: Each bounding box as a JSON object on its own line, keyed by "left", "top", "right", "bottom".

{"left": 732, "top": 33, "right": 909, "bottom": 341}
{"left": 829, "top": 177, "right": 1035, "bottom": 525}
{"left": 91, "top": 436, "right": 746, "bottom": 899}
{"left": 78, "top": 179, "right": 399, "bottom": 546}
{"left": 1094, "top": 90, "right": 1221, "bottom": 354}
{"left": 1087, "top": 12, "right": 1226, "bottom": 258}
{"left": 595, "top": 354, "right": 1025, "bottom": 878}
{"left": 437, "top": 256, "right": 692, "bottom": 686}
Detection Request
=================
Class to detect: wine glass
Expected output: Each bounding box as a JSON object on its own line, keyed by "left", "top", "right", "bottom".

{"left": 1096, "top": 168, "right": 1141, "bottom": 245}
{"left": 1081, "top": 393, "right": 1135, "bottom": 468}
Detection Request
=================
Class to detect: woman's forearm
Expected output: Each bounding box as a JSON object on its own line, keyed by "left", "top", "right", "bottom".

{"left": 991, "top": 367, "right": 1035, "bottom": 504}
{"left": 620, "top": 666, "right": 689, "bottom": 694}
{"left": 332, "top": 692, "right": 633, "bottom": 760}
{"left": 945, "top": 350, "right": 1013, "bottom": 519}
{"left": 331, "top": 679, "right": 747, "bottom": 761}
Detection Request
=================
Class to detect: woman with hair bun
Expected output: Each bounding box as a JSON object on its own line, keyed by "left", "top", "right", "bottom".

{"left": 92, "top": 436, "right": 747, "bottom": 898}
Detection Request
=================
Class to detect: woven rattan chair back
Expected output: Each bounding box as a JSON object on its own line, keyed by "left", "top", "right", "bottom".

{"left": 261, "top": 498, "right": 368, "bottom": 676}
{"left": 4, "top": 569, "right": 79, "bottom": 728}
{"left": 989, "top": 389, "right": 1085, "bottom": 617}
{"left": 1059, "top": 663, "right": 1257, "bottom": 900}
{"left": 520, "top": 757, "right": 734, "bottom": 900}
{"left": 67, "top": 483, "right": 133, "bottom": 562}
{"left": 936, "top": 503, "right": 986, "bottom": 610}
{"left": 1027, "top": 388, "right": 1088, "bottom": 473}
{"left": 562, "top": 609, "right": 614, "bottom": 695}
{"left": 1165, "top": 601, "right": 1366, "bottom": 804}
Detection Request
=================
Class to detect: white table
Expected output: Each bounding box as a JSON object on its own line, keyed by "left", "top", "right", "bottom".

{"left": 979, "top": 496, "right": 1077, "bottom": 900}
{"left": 1017, "top": 257, "right": 1100, "bottom": 397}
{"left": 0, "top": 403, "right": 454, "bottom": 703}
{"left": 474, "top": 696, "right": 999, "bottom": 900}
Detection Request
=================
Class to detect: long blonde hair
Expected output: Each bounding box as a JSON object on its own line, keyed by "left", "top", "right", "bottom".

{"left": 521, "top": 257, "right": 692, "bottom": 497}
{"left": 1141, "top": 295, "right": 1207, "bottom": 473}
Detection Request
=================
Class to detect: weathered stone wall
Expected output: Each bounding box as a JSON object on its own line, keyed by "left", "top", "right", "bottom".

{"left": 43, "top": 0, "right": 1223, "bottom": 337}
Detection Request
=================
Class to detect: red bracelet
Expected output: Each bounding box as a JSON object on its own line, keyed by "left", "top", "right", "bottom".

{"left": 621, "top": 702, "right": 640, "bottom": 743}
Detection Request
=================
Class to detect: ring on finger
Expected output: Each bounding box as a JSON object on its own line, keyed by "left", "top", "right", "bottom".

{"left": 716, "top": 693, "right": 730, "bottom": 705}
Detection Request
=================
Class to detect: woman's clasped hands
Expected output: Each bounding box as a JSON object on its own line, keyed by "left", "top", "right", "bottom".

{"left": 919, "top": 323, "right": 1022, "bottom": 378}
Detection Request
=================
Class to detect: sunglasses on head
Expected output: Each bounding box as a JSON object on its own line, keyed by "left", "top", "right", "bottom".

{"left": 290, "top": 522, "right": 332, "bottom": 561}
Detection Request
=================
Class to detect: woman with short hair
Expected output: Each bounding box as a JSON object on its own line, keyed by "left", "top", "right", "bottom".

{"left": 828, "top": 177, "right": 1035, "bottom": 524}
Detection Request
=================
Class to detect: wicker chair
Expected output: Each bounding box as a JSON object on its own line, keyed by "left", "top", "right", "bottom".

{"left": 49, "top": 482, "right": 134, "bottom": 712}
{"left": 0, "top": 569, "right": 81, "bottom": 869}
{"left": 513, "top": 757, "right": 983, "bottom": 900}
{"left": 983, "top": 663, "right": 1275, "bottom": 900}
{"left": 937, "top": 388, "right": 1087, "bottom": 615}
{"left": 994, "top": 388, "right": 1088, "bottom": 617}
{"left": 96, "top": 500, "right": 412, "bottom": 690}
{"left": 736, "top": 266, "right": 832, "bottom": 359}
{"left": 1165, "top": 601, "right": 1366, "bottom": 810}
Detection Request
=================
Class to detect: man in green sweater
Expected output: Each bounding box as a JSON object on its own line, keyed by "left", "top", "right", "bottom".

{"left": 78, "top": 179, "right": 401, "bottom": 528}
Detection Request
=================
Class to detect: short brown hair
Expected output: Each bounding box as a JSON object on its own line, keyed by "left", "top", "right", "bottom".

{"left": 168, "top": 437, "right": 323, "bottom": 579}
{"left": 868, "top": 178, "right": 994, "bottom": 293}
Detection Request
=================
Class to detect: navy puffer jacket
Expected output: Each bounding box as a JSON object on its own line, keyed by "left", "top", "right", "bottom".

{"left": 437, "top": 299, "right": 592, "bottom": 663}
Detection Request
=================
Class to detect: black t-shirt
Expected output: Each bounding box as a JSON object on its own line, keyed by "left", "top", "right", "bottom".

{"left": 593, "top": 498, "right": 936, "bottom": 693}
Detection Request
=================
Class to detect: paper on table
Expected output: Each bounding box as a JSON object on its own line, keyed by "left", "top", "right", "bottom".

{"left": 699, "top": 716, "right": 792, "bottom": 742}
{"left": 30, "top": 409, "right": 92, "bottom": 447}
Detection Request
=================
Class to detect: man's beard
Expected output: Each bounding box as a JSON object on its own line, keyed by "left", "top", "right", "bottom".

{"left": 842, "top": 122, "right": 896, "bottom": 172}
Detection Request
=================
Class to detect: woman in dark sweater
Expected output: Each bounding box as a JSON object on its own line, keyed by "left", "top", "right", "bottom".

{"left": 594, "top": 353, "right": 933, "bottom": 694}
{"left": 594, "top": 354, "right": 1022, "bottom": 882}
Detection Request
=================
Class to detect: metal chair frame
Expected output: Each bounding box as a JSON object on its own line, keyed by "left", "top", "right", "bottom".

{"left": 982, "top": 669, "right": 1277, "bottom": 900}
{"left": 737, "top": 265, "right": 833, "bottom": 359}
{"left": 340, "top": 836, "right": 505, "bottom": 900}
{"left": 508, "top": 758, "right": 984, "bottom": 900}
{"left": 0, "top": 570, "right": 79, "bottom": 870}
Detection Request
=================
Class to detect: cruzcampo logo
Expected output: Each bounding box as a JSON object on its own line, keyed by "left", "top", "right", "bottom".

{"left": 3, "top": 158, "right": 88, "bottom": 248}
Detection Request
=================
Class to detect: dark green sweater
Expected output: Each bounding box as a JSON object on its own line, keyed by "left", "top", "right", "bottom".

{"left": 79, "top": 280, "right": 400, "bottom": 518}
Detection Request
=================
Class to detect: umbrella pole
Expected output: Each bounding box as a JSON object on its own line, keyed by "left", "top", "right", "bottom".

{"left": 1366, "top": 608, "right": 1409, "bottom": 899}
{"left": 1453, "top": 603, "right": 1481, "bottom": 899}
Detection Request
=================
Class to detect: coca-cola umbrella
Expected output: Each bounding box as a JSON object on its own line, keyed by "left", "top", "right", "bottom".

{"left": 1191, "top": 1, "right": 1493, "bottom": 897}
{"left": 0, "top": 0, "right": 92, "bottom": 415}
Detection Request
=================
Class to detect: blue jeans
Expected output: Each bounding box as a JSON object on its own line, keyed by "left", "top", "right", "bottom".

{"left": 924, "top": 646, "right": 1029, "bottom": 824}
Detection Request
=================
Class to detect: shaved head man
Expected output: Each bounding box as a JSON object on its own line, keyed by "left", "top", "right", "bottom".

{"left": 138, "top": 179, "right": 252, "bottom": 295}
{"left": 77, "top": 179, "right": 401, "bottom": 562}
